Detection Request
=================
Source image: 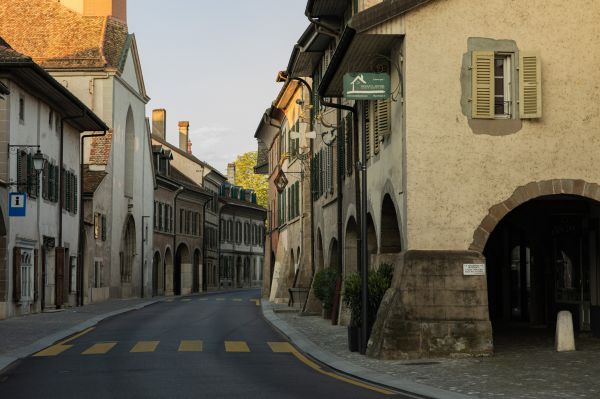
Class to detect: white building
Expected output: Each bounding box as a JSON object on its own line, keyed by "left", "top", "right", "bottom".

{"left": 0, "top": 0, "right": 156, "bottom": 302}
{"left": 0, "top": 40, "right": 107, "bottom": 319}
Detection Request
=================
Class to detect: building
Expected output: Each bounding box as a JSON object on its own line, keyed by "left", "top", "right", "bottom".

{"left": 219, "top": 165, "right": 267, "bottom": 289}
{"left": 254, "top": 72, "right": 314, "bottom": 304}
{"left": 151, "top": 143, "right": 212, "bottom": 297}
{"left": 0, "top": 39, "right": 107, "bottom": 319}
{"left": 270, "top": 0, "right": 600, "bottom": 359}
{"left": 150, "top": 110, "right": 226, "bottom": 293}
{"left": 0, "top": 0, "right": 156, "bottom": 302}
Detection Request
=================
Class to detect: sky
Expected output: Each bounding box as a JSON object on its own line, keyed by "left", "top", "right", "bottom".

{"left": 128, "top": 1, "right": 308, "bottom": 174}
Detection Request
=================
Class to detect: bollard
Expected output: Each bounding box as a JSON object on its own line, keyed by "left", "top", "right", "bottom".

{"left": 555, "top": 310, "right": 576, "bottom": 352}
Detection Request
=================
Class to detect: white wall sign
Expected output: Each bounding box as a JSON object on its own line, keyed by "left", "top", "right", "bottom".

{"left": 463, "top": 264, "right": 486, "bottom": 276}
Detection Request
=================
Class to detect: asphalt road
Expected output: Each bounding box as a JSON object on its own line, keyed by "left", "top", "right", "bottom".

{"left": 0, "top": 289, "right": 409, "bottom": 399}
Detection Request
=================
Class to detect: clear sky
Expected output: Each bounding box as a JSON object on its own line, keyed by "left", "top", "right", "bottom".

{"left": 128, "top": 1, "right": 308, "bottom": 173}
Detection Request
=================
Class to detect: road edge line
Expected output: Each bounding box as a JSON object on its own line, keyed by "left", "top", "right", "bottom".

{"left": 260, "top": 299, "right": 475, "bottom": 399}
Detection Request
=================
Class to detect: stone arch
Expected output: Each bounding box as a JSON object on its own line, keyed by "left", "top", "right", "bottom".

{"left": 329, "top": 238, "right": 339, "bottom": 273}
{"left": 124, "top": 106, "right": 135, "bottom": 197}
{"left": 366, "top": 213, "right": 377, "bottom": 257}
{"left": 316, "top": 229, "right": 324, "bottom": 273}
{"left": 470, "top": 179, "right": 599, "bottom": 252}
{"left": 152, "top": 250, "right": 162, "bottom": 296}
{"left": 380, "top": 194, "right": 402, "bottom": 253}
{"left": 164, "top": 247, "right": 173, "bottom": 294}
{"left": 174, "top": 243, "right": 190, "bottom": 295}
{"left": 344, "top": 217, "right": 359, "bottom": 275}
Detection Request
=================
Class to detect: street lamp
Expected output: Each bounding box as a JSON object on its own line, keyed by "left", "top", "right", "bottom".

{"left": 32, "top": 149, "right": 46, "bottom": 172}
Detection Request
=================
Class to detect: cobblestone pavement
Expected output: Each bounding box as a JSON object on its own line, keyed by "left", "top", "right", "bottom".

{"left": 275, "top": 308, "right": 600, "bottom": 399}
{"left": 0, "top": 298, "right": 158, "bottom": 355}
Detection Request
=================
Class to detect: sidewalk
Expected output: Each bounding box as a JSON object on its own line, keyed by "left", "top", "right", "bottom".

{"left": 0, "top": 297, "right": 161, "bottom": 371}
{"left": 262, "top": 301, "right": 600, "bottom": 399}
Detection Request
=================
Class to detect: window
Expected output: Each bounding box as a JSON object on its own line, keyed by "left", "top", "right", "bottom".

{"left": 94, "top": 261, "right": 103, "bottom": 288}
{"left": 69, "top": 256, "right": 77, "bottom": 293}
{"left": 471, "top": 51, "right": 541, "bottom": 120}
{"left": 18, "top": 97, "right": 25, "bottom": 123}
{"left": 158, "top": 203, "right": 163, "bottom": 231}
{"left": 101, "top": 215, "right": 107, "bottom": 241}
{"left": 94, "top": 213, "right": 101, "bottom": 239}
{"left": 19, "top": 248, "right": 34, "bottom": 300}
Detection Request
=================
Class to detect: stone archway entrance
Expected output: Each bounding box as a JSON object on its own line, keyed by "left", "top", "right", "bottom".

{"left": 476, "top": 180, "right": 600, "bottom": 339}
{"left": 380, "top": 195, "right": 401, "bottom": 253}
{"left": 121, "top": 216, "right": 136, "bottom": 297}
{"left": 164, "top": 248, "right": 173, "bottom": 295}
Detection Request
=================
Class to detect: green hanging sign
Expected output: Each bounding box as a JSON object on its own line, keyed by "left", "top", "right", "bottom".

{"left": 343, "top": 73, "right": 390, "bottom": 100}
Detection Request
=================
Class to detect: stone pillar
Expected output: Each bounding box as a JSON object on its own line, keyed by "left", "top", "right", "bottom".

{"left": 367, "top": 250, "right": 493, "bottom": 359}
{"left": 178, "top": 121, "right": 189, "bottom": 153}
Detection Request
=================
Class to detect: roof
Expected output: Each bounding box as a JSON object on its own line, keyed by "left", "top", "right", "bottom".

{"left": 287, "top": 24, "right": 333, "bottom": 78}
{"left": 83, "top": 165, "right": 108, "bottom": 195}
{"left": 169, "top": 165, "right": 213, "bottom": 199}
{"left": 0, "top": 38, "right": 109, "bottom": 132}
{"left": 0, "top": 0, "right": 129, "bottom": 71}
{"left": 220, "top": 196, "right": 267, "bottom": 215}
{"left": 152, "top": 134, "right": 227, "bottom": 180}
{"left": 305, "top": 0, "right": 350, "bottom": 19}
{"left": 319, "top": 0, "right": 432, "bottom": 97}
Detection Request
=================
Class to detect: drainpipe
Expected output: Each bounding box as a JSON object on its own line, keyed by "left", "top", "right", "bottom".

{"left": 141, "top": 215, "right": 150, "bottom": 298}
{"left": 78, "top": 128, "right": 107, "bottom": 307}
{"left": 202, "top": 198, "right": 211, "bottom": 293}
{"left": 172, "top": 186, "right": 184, "bottom": 294}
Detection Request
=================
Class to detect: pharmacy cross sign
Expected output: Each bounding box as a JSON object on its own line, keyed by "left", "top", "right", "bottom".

{"left": 343, "top": 73, "right": 390, "bottom": 100}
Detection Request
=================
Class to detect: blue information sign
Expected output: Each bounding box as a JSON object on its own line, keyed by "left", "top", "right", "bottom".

{"left": 9, "top": 192, "right": 26, "bottom": 217}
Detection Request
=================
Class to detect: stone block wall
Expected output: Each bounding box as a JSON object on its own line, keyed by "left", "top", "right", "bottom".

{"left": 368, "top": 250, "right": 493, "bottom": 359}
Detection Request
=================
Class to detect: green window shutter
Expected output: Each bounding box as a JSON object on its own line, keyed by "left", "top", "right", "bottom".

{"left": 338, "top": 119, "right": 345, "bottom": 180}
{"left": 53, "top": 165, "right": 59, "bottom": 202}
{"left": 519, "top": 52, "right": 542, "bottom": 119}
{"left": 471, "top": 51, "right": 495, "bottom": 119}
{"left": 16, "top": 151, "right": 23, "bottom": 192}
{"left": 346, "top": 114, "right": 353, "bottom": 176}
{"left": 42, "top": 163, "right": 49, "bottom": 200}
{"left": 26, "top": 153, "right": 33, "bottom": 196}
{"left": 101, "top": 215, "right": 107, "bottom": 241}
{"left": 364, "top": 102, "right": 371, "bottom": 159}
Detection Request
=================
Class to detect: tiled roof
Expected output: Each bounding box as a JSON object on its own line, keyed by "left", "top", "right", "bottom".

{"left": 83, "top": 165, "right": 108, "bottom": 195}
{"left": 0, "top": 37, "right": 32, "bottom": 63}
{"left": 0, "top": 0, "right": 129, "bottom": 70}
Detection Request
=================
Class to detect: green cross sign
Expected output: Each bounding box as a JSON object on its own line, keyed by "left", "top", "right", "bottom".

{"left": 343, "top": 73, "right": 390, "bottom": 100}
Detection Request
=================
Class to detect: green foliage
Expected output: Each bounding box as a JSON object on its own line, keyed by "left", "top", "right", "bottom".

{"left": 343, "top": 263, "right": 395, "bottom": 328}
{"left": 233, "top": 151, "right": 268, "bottom": 208}
{"left": 313, "top": 268, "right": 339, "bottom": 312}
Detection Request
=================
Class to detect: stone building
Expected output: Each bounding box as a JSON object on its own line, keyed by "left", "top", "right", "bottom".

{"left": 151, "top": 144, "right": 212, "bottom": 296}
{"left": 219, "top": 174, "right": 267, "bottom": 289}
{"left": 0, "top": 0, "right": 156, "bottom": 303}
{"left": 254, "top": 73, "right": 314, "bottom": 304}
{"left": 259, "top": 0, "right": 600, "bottom": 359}
{"left": 0, "top": 39, "right": 107, "bottom": 319}
{"left": 151, "top": 110, "right": 227, "bottom": 293}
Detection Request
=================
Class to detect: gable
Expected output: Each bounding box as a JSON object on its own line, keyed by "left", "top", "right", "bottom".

{"left": 121, "top": 47, "right": 140, "bottom": 93}
{"left": 117, "top": 35, "right": 148, "bottom": 101}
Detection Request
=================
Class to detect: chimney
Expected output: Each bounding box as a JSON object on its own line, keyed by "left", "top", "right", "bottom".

{"left": 58, "top": 0, "right": 127, "bottom": 23}
{"left": 187, "top": 140, "right": 193, "bottom": 154}
{"left": 178, "top": 121, "right": 190, "bottom": 153}
{"left": 227, "top": 163, "right": 236, "bottom": 185}
{"left": 152, "top": 109, "right": 166, "bottom": 140}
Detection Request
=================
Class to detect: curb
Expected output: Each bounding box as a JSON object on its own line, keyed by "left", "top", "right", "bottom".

{"left": 261, "top": 300, "right": 474, "bottom": 399}
{"left": 0, "top": 299, "right": 160, "bottom": 373}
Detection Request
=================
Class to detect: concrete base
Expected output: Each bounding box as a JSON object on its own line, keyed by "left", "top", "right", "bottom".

{"left": 368, "top": 250, "right": 493, "bottom": 359}
{"left": 555, "top": 311, "right": 576, "bottom": 352}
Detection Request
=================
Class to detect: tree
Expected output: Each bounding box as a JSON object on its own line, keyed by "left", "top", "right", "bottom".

{"left": 233, "top": 151, "right": 268, "bottom": 208}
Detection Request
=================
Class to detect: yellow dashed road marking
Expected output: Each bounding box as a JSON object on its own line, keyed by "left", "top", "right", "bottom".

{"left": 130, "top": 341, "right": 159, "bottom": 353}
{"left": 34, "top": 344, "right": 73, "bottom": 357}
{"left": 267, "top": 342, "right": 395, "bottom": 395}
{"left": 225, "top": 341, "right": 250, "bottom": 352}
{"left": 34, "top": 327, "right": 95, "bottom": 357}
{"left": 82, "top": 342, "right": 116, "bottom": 355}
{"left": 178, "top": 340, "right": 203, "bottom": 352}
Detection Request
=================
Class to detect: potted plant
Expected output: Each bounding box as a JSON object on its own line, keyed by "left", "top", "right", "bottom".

{"left": 313, "top": 268, "right": 338, "bottom": 319}
{"left": 343, "top": 272, "right": 361, "bottom": 352}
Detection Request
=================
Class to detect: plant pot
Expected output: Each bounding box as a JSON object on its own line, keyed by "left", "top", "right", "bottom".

{"left": 348, "top": 325, "right": 359, "bottom": 352}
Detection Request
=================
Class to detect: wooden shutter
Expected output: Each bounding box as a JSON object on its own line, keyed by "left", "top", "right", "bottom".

{"left": 34, "top": 249, "right": 39, "bottom": 301}
{"left": 101, "top": 215, "right": 107, "bottom": 241}
{"left": 12, "top": 247, "right": 21, "bottom": 302}
{"left": 42, "top": 163, "right": 49, "bottom": 200}
{"left": 338, "top": 119, "right": 345, "bottom": 180}
{"left": 16, "top": 151, "right": 23, "bottom": 192}
{"left": 471, "top": 51, "right": 495, "bottom": 119}
{"left": 364, "top": 102, "right": 371, "bottom": 159}
{"left": 26, "top": 153, "right": 33, "bottom": 196}
{"left": 519, "top": 52, "right": 542, "bottom": 119}
{"left": 375, "top": 99, "right": 391, "bottom": 145}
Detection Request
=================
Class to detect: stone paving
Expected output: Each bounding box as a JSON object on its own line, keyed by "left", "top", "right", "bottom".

{"left": 275, "top": 307, "right": 600, "bottom": 399}
{"left": 0, "top": 298, "right": 158, "bottom": 355}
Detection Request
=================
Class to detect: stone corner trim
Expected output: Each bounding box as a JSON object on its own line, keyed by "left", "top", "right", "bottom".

{"left": 367, "top": 250, "right": 493, "bottom": 360}
{"left": 469, "top": 179, "right": 600, "bottom": 252}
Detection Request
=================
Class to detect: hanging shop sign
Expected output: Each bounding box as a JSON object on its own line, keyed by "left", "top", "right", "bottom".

{"left": 274, "top": 170, "right": 289, "bottom": 193}
{"left": 343, "top": 73, "right": 390, "bottom": 100}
